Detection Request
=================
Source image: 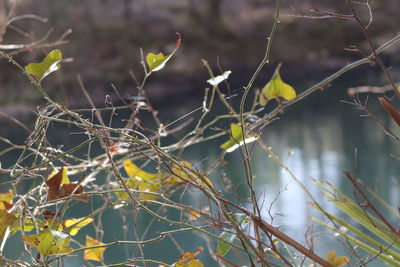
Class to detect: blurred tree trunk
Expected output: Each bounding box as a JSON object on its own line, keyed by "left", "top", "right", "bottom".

{"left": 206, "top": 0, "right": 223, "bottom": 35}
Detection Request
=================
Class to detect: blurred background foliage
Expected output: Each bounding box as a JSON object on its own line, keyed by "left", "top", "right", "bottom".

{"left": 0, "top": 0, "right": 399, "bottom": 112}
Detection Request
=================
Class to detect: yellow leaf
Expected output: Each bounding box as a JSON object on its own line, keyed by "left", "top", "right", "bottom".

{"left": 0, "top": 189, "right": 14, "bottom": 203}
{"left": 0, "top": 189, "right": 14, "bottom": 210}
{"left": 137, "top": 182, "right": 160, "bottom": 200}
{"left": 84, "top": 236, "right": 106, "bottom": 262}
{"left": 0, "top": 210, "right": 16, "bottom": 239}
{"left": 176, "top": 247, "right": 205, "bottom": 267}
{"left": 123, "top": 159, "right": 158, "bottom": 182}
{"left": 326, "top": 250, "right": 349, "bottom": 266}
{"left": 115, "top": 179, "right": 137, "bottom": 200}
{"left": 25, "top": 49, "right": 62, "bottom": 82}
{"left": 22, "top": 229, "right": 72, "bottom": 256}
{"left": 64, "top": 217, "right": 94, "bottom": 236}
{"left": 259, "top": 68, "right": 296, "bottom": 106}
{"left": 171, "top": 161, "right": 213, "bottom": 188}
{"left": 123, "top": 159, "right": 170, "bottom": 200}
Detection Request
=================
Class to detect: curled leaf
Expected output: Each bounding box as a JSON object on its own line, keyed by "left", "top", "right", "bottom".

{"left": 84, "top": 236, "right": 106, "bottom": 262}
{"left": 22, "top": 229, "right": 72, "bottom": 256}
{"left": 220, "top": 123, "right": 257, "bottom": 153}
{"left": 379, "top": 97, "right": 400, "bottom": 126}
{"left": 260, "top": 65, "right": 296, "bottom": 106}
{"left": 25, "top": 49, "right": 62, "bottom": 82}
{"left": 146, "top": 35, "right": 181, "bottom": 75}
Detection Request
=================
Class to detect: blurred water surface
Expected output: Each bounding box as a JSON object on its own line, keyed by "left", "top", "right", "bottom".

{"left": 0, "top": 67, "right": 399, "bottom": 266}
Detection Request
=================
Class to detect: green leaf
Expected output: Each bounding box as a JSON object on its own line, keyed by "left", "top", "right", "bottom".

{"left": 25, "top": 49, "right": 62, "bottom": 82}
{"left": 259, "top": 66, "right": 296, "bottom": 106}
{"left": 220, "top": 123, "right": 257, "bottom": 153}
{"left": 217, "top": 213, "right": 249, "bottom": 256}
{"left": 218, "top": 231, "right": 236, "bottom": 256}
{"left": 145, "top": 35, "right": 181, "bottom": 75}
{"left": 22, "top": 228, "right": 72, "bottom": 256}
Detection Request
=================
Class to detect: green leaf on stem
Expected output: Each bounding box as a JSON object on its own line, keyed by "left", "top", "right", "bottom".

{"left": 259, "top": 67, "right": 296, "bottom": 106}
{"left": 218, "top": 231, "right": 236, "bottom": 256}
{"left": 146, "top": 34, "right": 181, "bottom": 75}
{"left": 220, "top": 123, "right": 257, "bottom": 153}
{"left": 25, "top": 49, "right": 62, "bottom": 82}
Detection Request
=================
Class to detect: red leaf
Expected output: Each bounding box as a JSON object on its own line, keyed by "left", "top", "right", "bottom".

{"left": 60, "top": 183, "right": 88, "bottom": 202}
{"left": 46, "top": 168, "right": 63, "bottom": 201}
{"left": 46, "top": 168, "right": 88, "bottom": 202}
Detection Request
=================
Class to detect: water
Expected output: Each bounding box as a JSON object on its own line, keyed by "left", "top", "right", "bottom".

{"left": 0, "top": 67, "right": 399, "bottom": 266}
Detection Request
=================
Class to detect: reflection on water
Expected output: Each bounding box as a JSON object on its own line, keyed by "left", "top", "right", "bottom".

{"left": 1, "top": 76, "right": 400, "bottom": 266}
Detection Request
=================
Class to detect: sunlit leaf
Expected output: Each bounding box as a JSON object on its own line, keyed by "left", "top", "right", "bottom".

{"left": 25, "top": 49, "right": 62, "bottom": 82}
{"left": 22, "top": 228, "right": 72, "bottom": 256}
{"left": 0, "top": 189, "right": 14, "bottom": 210}
{"left": 207, "top": 71, "right": 232, "bottom": 86}
{"left": 64, "top": 217, "right": 93, "bottom": 236}
{"left": 0, "top": 189, "right": 14, "bottom": 203}
{"left": 146, "top": 35, "right": 181, "bottom": 75}
{"left": 10, "top": 216, "right": 38, "bottom": 235}
{"left": 0, "top": 210, "right": 16, "bottom": 239}
{"left": 137, "top": 182, "right": 160, "bottom": 200}
{"left": 176, "top": 247, "right": 204, "bottom": 267}
{"left": 123, "top": 159, "right": 158, "bottom": 182}
{"left": 46, "top": 167, "right": 88, "bottom": 202}
{"left": 84, "top": 236, "right": 106, "bottom": 262}
{"left": 326, "top": 250, "right": 349, "bottom": 266}
{"left": 259, "top": 67, "right": 296, "bottom": 106}
{"left": 220, "top": 123, "right": 257, "bottom": 153}
{"left": 123, "top": 159, "right": 163, "bottom": 200}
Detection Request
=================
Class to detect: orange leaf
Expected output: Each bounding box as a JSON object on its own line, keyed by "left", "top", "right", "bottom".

{"left": 176, "top": 247, "right": 205, "bottom": 267}
{"left": 84, "top": 236, "right": 106, "bottom": 262}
